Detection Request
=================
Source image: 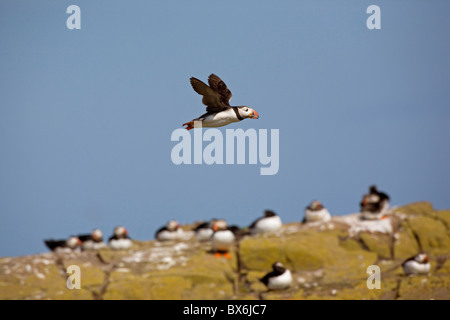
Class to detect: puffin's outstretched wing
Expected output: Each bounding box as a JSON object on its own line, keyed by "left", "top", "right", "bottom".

{"left": 208, "top": 74, "right": 232, "bottom": 106}
{"left": 190, "top": 75, "right": 231, "bottom": 113}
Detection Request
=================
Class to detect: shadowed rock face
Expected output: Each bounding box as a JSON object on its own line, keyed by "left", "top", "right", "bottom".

{"left": 1, "top": 202, "right": 449, "bottom": 300}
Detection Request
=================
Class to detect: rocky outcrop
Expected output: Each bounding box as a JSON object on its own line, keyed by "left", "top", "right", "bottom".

{"left": 1, "top": 202, "right": 449, "bottom": 300}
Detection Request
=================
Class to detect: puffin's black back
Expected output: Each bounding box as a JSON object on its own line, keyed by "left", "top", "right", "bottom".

{"left": 77, "top": 234, "right": 93, "bottom": 242}
{"left": 369, "top": 185, "right": 390, "bottom": 201}
{"left": 193, "top": 221, "right": 211, "bottom": 231}
{"left": 44, "top": 239, "right": 66, "bottom": 251}
{"left": 260, "top": 262, "right": 286, "bottom": 286}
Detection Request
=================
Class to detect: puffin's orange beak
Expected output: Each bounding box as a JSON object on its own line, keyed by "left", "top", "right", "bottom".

{"left": 249, "top": 109, "right": 259, "bottom": 119}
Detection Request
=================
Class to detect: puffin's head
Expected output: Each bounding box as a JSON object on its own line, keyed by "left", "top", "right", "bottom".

{"left": 114, "top": 226, "right": 128, "bottom": 238}
{"left": 67, "top": 236, "right": 82, "bottom": 249}
{"left": 92, "top": 229, "right": 103, "bottom": 241}
{"left": 310, "top": 200, "right": 323, "bottom": 210}
{"left": 212, "top": 219, "right": 227, "bottom": 232}
{"left": 167, "top": 220, "right": 180, "bottom": 231}
{"left": 416, "top": 253, "right": 429, "bottom": 264}
{"left": 264, "top": 210, "right": 277, "bottom": 217}
{"left": 362, "top": 193, "right": 380, "bottom": 205}
{"left": 272, "top": 262, "right": 286, "bottom": 273}
{"left": 239, "top": 106, "right": 259, "bottom": 119}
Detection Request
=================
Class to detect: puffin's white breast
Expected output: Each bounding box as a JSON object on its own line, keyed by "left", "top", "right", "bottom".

{"left": 200, "top": 109, "right": 240, "bottom": 128}
{"left": 267, "top": 270, "right": 292, "bottom": 290}
{"left": 82, "top": 240, "right": 106, "bottom": 251}
{"left": 156, "top": 229, "right": 184, "bottom": 241}
{"left": 305, "top": 208, "right": 331, "bottom": 223}
{"left": 361, "top": 211, "right": 384, "bottom": 220}
{"left": 109, "top": 238, "right": 132, "bottom": 250}
{"left": 403, "top": 260, "right": 431, "bottom": 275}
{"left": 195, "top": 228, "right": 214, "bottom": 241}
{"left": 250, "top": 216, "right": 282, "bottom": 234}
{"left": 212, "top": 230, "right": 235, "bottom": 251}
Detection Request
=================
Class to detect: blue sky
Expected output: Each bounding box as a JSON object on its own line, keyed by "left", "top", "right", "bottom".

{"left": 1, "top": 1, "right": 449, "bottom": 257}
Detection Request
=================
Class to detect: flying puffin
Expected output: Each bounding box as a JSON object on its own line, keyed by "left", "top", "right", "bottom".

{"left": 155, "top": 220, "right": 183, "bottom": 241}
{"left": 44, "top": 236, "right": 82, "bottom": 253}
{"left": 248, "top": 210, "right": 282, "bottom": 235}
{"left": 360, "top": 185, "right": 391, "bottom": 220}
{"left": 260, "top": 262, "right": 293, "bottom": 290}
{"left": 108, "top": 226, "right": 132, "bottom": 250}
{"left": 78, "top": 229, "right": 106, "bottom": 251}
{"left": 303, "top": 200, "right": 331, "bottom": 223}
{"left": 211, "top": 219, "right": 237, "bottom": 259}
{"left": 402, "top": 253, "right": 431, "bottom": 275}
{"left": 183, "top": 74, "right": 259, "bottom": 130}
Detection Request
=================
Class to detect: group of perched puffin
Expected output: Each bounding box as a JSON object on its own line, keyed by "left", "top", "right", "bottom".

{"left": 154, "top": 211, "right": 290, "bottom": 289}
{"left": 257, "top": 251, "right": 432, "bottom": 291}
{"left": 44, "top": 226, "right": 132, "bottom": 253}
{"left": 43, "top": 182, "right": 432, "bottom": 290}
{"left": 151, "top": 183, "right": 431, "bottom": 289}
{"left": 303, "top": 185, "right": 391, "bottom": 223}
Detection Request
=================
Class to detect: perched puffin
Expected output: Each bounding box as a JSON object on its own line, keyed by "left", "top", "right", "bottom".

{"left": 183, "top": 74, "right": 259, "bottom": 130}
{"left": 303, "top": 200, "right": 331, "bottom": 223}
{"left": 402, "top": 253, "right": 431, "bottom": 275}
{"left": 108, "top": 226, "right": 132, "bottom": 250}
{"left": 260, "top": 262, "right": 293, "bottom": 290}
{"left": 44, "top": 236, "right": 82, "bottom": 253}
{"left": 249, "top": 210, "right": 282, "bottom": 235}
{"left": 78, "top": 229, "right": 106, "bottom": 251}
{"left": 360, "top": 185, "right": 390, "bottom": 220}
{"left": 369, "top": 185, "right": 390, "bottom": 212}
{"left": 193, "top": 219, "right": 216, "bottom": 241}
{"left": 155, "top": 220, "right": 183, "bottom": 241}
{"left": 211, "top": 219, "right": 236, "bottom": 259}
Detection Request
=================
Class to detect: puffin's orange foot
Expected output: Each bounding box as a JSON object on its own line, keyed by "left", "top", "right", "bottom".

{"left": 182, "top": 121, "right": 194, "bottom": 130}
{"left": 213, "top": 252, "right": 231, "bottom": 259}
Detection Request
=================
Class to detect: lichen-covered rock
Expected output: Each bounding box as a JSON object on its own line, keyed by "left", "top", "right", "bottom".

{"left": 395, "top": 202, "right": 434, "bottom": 216}
{"left": 435, "top": 210, "right": 450, "bottom": 229}
{"left": 406, "top": 216, "right": 450, "bottom": 254}
{"left": 0, "top": 254, "right": 93, "bottom": 300}
{"left": 359, "top": 232, "right": 392, "bottom": 259}
{"left": 397, "top": 274, "right": 450, "bottom": 300}
{"left": 0, "top": 202, "right": 449, "bottom": 300}
{"left": 393, "top": 223, "right": 421, "bottom": 260}
{"left": 239, "top": 236, "right": 285, "bottom": 271}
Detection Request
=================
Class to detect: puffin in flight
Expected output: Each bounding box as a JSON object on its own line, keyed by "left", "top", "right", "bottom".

{"left": 183, "top": 74, "right": 259, "bottom": 130}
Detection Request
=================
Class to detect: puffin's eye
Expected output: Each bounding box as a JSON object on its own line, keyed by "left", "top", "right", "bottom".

{"left": 244, "top": 108, "right": 249, "bottom": 112}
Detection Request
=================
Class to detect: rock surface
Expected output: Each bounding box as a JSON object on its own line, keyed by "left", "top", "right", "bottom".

{"left": 1, "top": 202, "right": 449, "bottom": 300}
